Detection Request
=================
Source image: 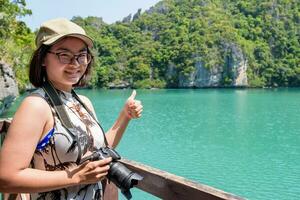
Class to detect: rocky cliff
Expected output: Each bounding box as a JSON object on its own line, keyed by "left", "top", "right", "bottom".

{"left": 0, "top": 61, "right": 19, "bottom": 115}
{"left": 176, "top": 42, "right": 248, "bottom": 88}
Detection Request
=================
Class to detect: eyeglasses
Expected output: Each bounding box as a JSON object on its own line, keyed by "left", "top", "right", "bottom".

{"left": 47, "top": 51, "right": 92, "bottom": 65}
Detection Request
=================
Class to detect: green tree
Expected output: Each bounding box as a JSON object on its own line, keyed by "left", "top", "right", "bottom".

{"left": 0, "top": 0, "right": 34, "bottom": 92}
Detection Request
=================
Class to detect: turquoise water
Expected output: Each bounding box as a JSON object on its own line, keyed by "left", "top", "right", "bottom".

{"left": 1, "top": 89, "right": 300, "bottom": 200}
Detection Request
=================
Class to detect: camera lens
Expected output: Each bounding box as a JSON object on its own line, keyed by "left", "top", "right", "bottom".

{"left": 108, "top": 162, "right": 143, "bottom": 199}
{"left": 80, "top": 148, "right": 143, "bottom": 199}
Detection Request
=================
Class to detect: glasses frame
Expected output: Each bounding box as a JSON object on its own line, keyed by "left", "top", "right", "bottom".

{"left": 47, "top": 51, "right": 92, "bottom": 65}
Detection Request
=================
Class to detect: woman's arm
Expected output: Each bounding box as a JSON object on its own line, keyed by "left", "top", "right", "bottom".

{"left": 103, "top": 90, "right": 143, "bottom": 148}
{"left": 0, "top": 96, "right": 111, "bottom": 193}
{"left": 79, "top": 90, "right": 143, "bottom": 148}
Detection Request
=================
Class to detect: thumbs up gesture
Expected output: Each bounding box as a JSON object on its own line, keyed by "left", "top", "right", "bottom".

{"left": 124, "top": 90, "right": 143, "bottom": 119}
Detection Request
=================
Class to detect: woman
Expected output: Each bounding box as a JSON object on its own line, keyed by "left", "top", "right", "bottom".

{"left": 0, "top": 18, "right": 143, "bottom": 199}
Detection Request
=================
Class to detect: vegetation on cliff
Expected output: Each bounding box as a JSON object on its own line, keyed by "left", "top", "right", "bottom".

{"left": 0, "top": 0, "right": 35, "bottom": 91}
{"left": 1, "top": 0, "right": 299, "bottom": 90}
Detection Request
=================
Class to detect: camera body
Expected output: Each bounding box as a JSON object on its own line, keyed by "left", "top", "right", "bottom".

{"left": 91, "top": 146, "right": 121, "bottom": 162}
{"left": 81, "top": 147, "right": 143, "bottom": 199}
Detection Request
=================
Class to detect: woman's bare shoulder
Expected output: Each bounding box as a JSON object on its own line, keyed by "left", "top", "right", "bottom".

{"left": 23, "top": 95, "right": 50, "bottom": 109}
{"left": 14, "top": 95, "right": 52, "bottom": 122}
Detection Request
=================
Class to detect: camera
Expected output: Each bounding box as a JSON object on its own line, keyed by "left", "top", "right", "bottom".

{"left": 80, "top": 147, "right": 143, "bottom": 199}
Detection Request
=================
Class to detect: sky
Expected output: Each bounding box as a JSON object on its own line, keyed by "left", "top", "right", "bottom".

{"left": 21, "top": 0, "right": 161, "bottom": 31}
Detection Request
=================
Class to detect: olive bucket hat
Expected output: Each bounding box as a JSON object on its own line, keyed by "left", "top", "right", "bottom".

{"left": 35, "top": 18, "right": 93, "bottom": 48}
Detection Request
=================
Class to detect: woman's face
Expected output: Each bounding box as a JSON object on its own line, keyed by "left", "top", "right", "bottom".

{"left": 43, "top": 37, "right": 89, "bottom": 92}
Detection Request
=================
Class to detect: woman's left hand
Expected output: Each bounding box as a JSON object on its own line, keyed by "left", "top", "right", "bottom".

{"left": 123, "top": 90, "right": 143, "bottom": 120}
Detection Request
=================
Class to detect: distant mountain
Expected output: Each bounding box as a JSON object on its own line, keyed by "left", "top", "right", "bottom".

{"left": 75, "top": 0, "right": 299, "bottom": 88}
{"left": 2, "top": 0, "right": 299, "bottom": 90}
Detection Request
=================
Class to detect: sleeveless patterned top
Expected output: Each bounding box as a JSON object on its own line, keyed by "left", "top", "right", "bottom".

{"left": 30, "top": 88, "right": 105, "bottom": 200}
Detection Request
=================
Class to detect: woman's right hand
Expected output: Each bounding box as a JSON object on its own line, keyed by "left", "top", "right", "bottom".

{"left": 69, "top": 157, "right": 112, "bottom": 185}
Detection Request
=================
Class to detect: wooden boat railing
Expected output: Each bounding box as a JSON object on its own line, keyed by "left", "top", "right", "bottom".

{"left": 0, "top": 119, "right": 245, "bottom": 200}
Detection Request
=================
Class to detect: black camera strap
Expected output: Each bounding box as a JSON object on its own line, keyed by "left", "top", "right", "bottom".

{"left": 42, "top": 81, "right": 82, "bottom": 164}
{"left": 70, "top": 90, "right": 109, "bottom": 147}
{"left": 42, "top": 81, "right": 109, "bottom": 156}
{"left": 42, "top": 81, "right": 74, "bottom": 130}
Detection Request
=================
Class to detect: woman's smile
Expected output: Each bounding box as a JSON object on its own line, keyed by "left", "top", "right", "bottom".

{"left": 64, "top": 69, "right": 82, "bottom": 78}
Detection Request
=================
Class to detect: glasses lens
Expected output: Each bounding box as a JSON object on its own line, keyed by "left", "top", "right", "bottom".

{"left": 54, "top": 52, "right": 91, "bottom": 65}
{"left": 58, "top": 53, "right": 72, "bottom": 64}
{"left": 77, "top": 53, "right": 91, "bottom": 65}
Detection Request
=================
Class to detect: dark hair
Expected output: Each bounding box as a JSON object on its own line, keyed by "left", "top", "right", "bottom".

{"left": 29, "top": 44, "right": 94, "bottom": 88}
